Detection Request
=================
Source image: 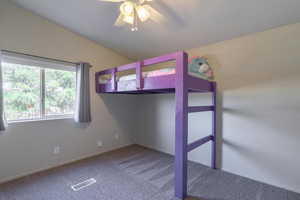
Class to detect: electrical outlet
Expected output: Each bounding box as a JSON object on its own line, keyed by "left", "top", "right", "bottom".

{"left": 114, "top": 133, "right": 119, "bottom": 140}
{"left": 53, "top": 146, "right": 60, "bottom": 155}
{"left": 97, "top": 141, "right": 103, "bottom": 147}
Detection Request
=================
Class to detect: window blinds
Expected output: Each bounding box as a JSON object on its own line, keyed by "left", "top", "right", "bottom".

{"left": 1, "top": 50, "right": 77, "bottom": 72}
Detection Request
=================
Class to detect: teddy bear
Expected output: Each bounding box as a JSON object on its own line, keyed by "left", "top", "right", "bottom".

{"left": 188, "top": 57, "right": 214, "bottom": 80}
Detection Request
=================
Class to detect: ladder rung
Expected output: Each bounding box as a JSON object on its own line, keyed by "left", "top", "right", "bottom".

{"left": 187, "top": 135, "right": 213, "bottom": 152}
{"left": 188, "top": 106, "right": 214, "bottom": 113}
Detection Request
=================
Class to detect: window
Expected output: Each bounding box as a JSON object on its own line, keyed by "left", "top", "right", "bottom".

{"left": 1, "top": 51, "right": 76, "bottom": 122}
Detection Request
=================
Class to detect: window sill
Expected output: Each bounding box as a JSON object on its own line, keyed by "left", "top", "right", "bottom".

{"left": 8, "top": 116, "right": 74, "bottom": 124}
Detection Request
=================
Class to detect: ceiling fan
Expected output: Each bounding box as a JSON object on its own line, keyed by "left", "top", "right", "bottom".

{"left": 99, "top": 0, "right": 164, "bottom": 31}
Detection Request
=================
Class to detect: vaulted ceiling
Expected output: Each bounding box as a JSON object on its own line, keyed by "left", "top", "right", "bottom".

{"left": 12, "top": 0, "right": 300, "bottom": 59}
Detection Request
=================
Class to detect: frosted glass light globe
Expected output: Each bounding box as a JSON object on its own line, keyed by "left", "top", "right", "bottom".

{"left": 123, "top": 15, "right": 134, "bottom": 24}
{"left": 137, "top": 6, "right": 150, "bottom": 22}
{"left": 120, "top": 2, "right": 134, "bottom": 16}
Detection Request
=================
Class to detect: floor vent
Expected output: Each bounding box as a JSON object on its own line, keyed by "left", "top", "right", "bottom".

{"left": 71, "top": 178, "right": 97, "bottom": 191}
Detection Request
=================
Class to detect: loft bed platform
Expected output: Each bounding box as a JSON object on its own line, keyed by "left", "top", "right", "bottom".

{"left": 96, "top": 74, "right": 213, "bottom": 94}
{"left": 95, "top": 51, "right": 217, "bottom": 200}
{"left": 95, "top": 52, "right": 215, "bottom": 94}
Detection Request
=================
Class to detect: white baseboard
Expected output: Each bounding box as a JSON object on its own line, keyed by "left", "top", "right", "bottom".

{"left": 0, "top": 143, "right": 133, "bottom": 185}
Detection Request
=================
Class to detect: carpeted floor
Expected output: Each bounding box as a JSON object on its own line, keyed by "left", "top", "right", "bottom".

{"left": 0, "top": 145, "right": 299, "bottom": 200}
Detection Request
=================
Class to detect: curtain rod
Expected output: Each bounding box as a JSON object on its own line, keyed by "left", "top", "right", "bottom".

{"left": 1, "top": 50, "right": 79, "bottom": 66}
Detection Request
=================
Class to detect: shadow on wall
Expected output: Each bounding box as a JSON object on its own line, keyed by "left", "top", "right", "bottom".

{"left": 222, "top": 107, "right": 257, "bottom": 118}
{"left": 220, "top": 70, "right": 300, "bottom": 192}
{"left": 99, "top": 94, "right": 137, "bottom": 142}
{"left": 222, "top": 139, "right": 293, "bottom": 183}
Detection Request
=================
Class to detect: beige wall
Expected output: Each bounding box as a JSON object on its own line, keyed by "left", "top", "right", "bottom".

{"left": 136, "top": 23, "right": 300, "bottom": 192}
{"left": 0, "top": 0, "right": 135, "bottom": 183}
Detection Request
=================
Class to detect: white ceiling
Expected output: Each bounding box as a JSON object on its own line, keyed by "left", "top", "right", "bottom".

{"left": 12, "top": 0, "right": 300, "bottom": 59}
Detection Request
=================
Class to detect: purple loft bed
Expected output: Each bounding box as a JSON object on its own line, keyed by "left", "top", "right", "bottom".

{"left": 95, "top": 51, "right": 217, "bottom": 199}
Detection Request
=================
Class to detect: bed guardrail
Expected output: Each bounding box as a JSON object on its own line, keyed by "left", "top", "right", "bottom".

{"left": 95, "top": 51, "right": 184, "bottom": 92}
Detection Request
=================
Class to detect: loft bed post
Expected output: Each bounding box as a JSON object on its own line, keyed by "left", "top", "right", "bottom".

{"left": 174, "top": 51, "right": 189, "bottom": 199}
{"left": 212, "top": 82, "right": 217, "bottom": 169}
{"left": 136, "top": 61, "right": 143, "bottom": 89}
{"left": 112, "top": 68, "right": 117, "bottom": 91}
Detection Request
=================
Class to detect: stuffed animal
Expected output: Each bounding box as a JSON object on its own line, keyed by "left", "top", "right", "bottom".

{"left": 188, "top": 57, "right": 214, "bottom": 80}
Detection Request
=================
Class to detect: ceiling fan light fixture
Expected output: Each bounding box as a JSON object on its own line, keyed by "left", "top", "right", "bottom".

{"left": 136, "top": 5, "right": 150, "bottom": 22}
{"left": 101, "top": 0, "right": 162, "bottom": 31}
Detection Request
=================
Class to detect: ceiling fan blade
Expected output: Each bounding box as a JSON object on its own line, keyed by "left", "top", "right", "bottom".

{"left": 114, "top": 14, "right": 126, "bottom": 26}
{"left": 144, "top": 5, "right": 165, "bottom": 23}
{"left": 99, "top": 0, "right": 124, "bottom": 2}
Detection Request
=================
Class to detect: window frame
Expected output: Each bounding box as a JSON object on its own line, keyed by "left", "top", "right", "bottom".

{"left": 1, "top": 51, "right": 77, "bottom": 123}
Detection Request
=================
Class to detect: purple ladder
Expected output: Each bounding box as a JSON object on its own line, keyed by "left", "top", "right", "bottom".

{"left": 174, "top": 52, "right": 217, "bottom": 199}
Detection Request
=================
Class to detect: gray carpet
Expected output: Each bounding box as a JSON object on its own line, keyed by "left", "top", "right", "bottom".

{"left": 0, "top": 145, "right": 299, "bottom": 200}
